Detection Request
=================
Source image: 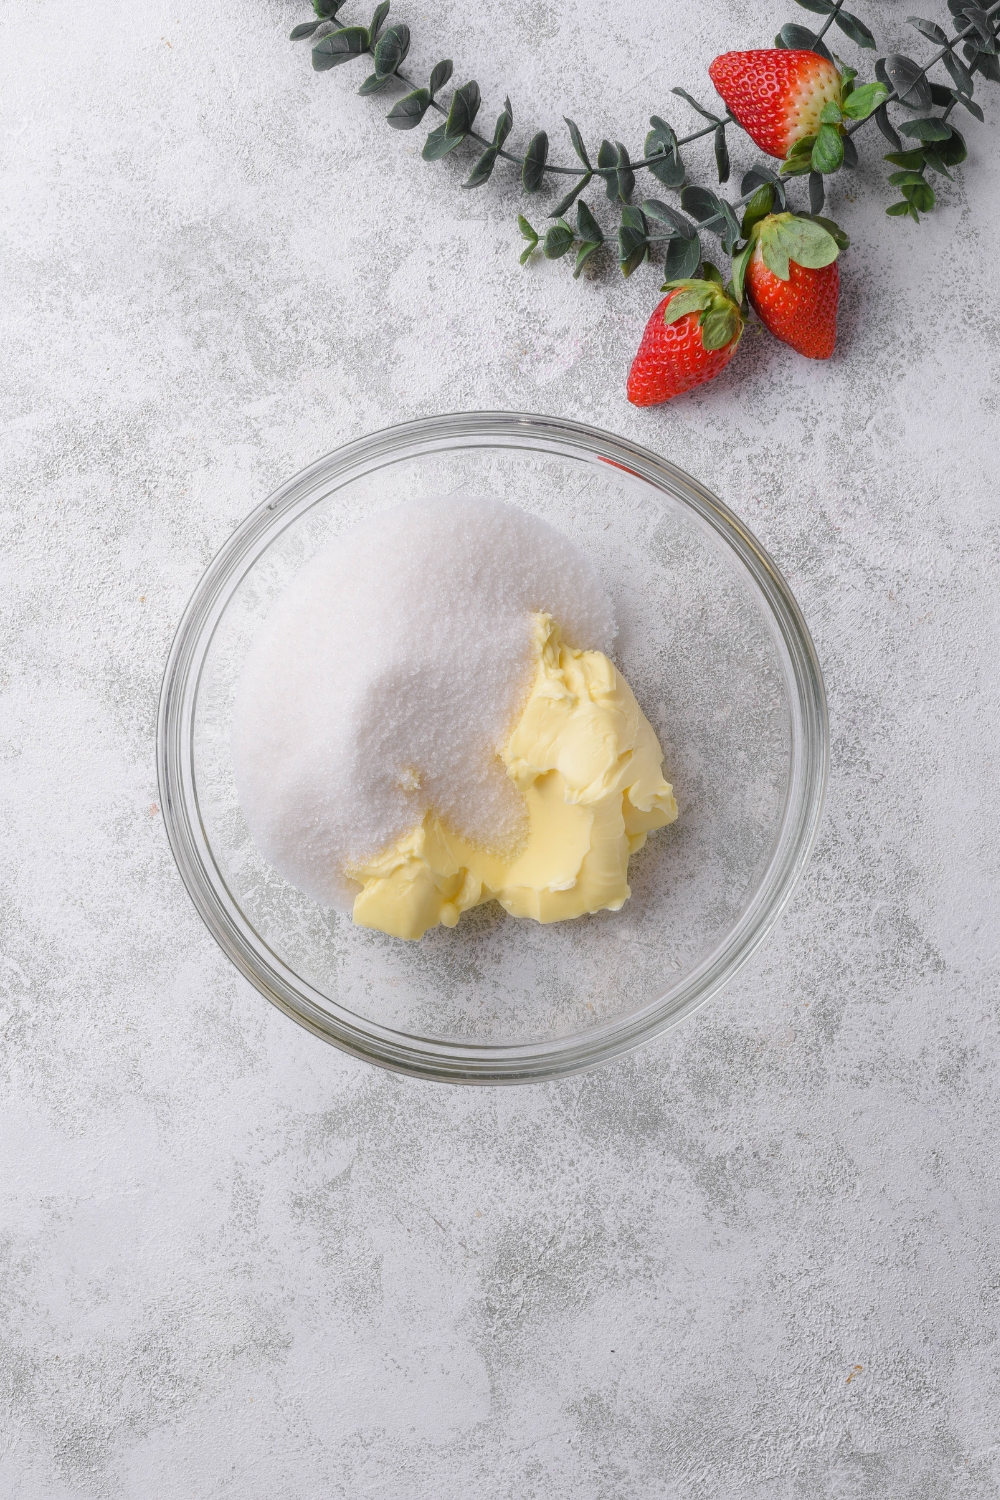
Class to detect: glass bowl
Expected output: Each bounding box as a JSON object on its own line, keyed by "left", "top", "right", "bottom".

{"left": 157, "top": 412, "right": 827, "bottom": 1084}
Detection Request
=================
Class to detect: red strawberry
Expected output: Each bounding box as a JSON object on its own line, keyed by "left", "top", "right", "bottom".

{"left": 627, "top": 276, "right": 743, "bottom": 405}
{"left": 733, "top": 212, "right": 842, "bottom": 359}
{"left": 708, "top": 50, "right": 842, "bottom": 159}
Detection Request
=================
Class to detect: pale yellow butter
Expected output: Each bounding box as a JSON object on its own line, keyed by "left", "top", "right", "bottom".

{"left": 348, "top": 614, "right": 678, "bottom": 940}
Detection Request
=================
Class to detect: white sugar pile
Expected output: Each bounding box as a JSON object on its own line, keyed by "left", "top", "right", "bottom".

{"left": 232, "top": 495, "right": 616, "bottom": 911}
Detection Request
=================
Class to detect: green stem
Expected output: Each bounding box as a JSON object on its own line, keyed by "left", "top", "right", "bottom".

{"left": 813, "top": 0, "right": 846, "bottom": 47}
{"left": 845, "top": 0, "right": 1000, "bottom": 133}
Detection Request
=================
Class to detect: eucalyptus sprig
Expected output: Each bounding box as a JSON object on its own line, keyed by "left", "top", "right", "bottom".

{"left": 290, "top": 0, "right": 999, "bottom": 277}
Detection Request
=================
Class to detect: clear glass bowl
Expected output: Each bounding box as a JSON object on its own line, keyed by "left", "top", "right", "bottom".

{"left": 157, "top": 412, "right": 827, "bottom": 1084}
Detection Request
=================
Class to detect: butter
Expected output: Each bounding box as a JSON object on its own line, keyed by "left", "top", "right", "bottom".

{"left": 348, "top": 614, "right": 678, "bottom": 940}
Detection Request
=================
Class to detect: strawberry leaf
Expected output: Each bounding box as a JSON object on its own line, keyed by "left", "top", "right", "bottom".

{"left": 811, "top": 125, "right": 845, "bottom": 174}
{"left": 842, "top": 82, "right": 889, "bottom": 120}
{"left": 663, "top": 287, "right": 714, "bottom": 322}
{"left": 777, "top": 216, "right": 840, "bottom": 268}
{"left": 741, "top": 183, "right": 774, "bottom": 237}
{"left": 700, "top": 307, "right": 739, "bottom": 351}
{"left": 730, "top": 239, "right": 755, "bottom": 305}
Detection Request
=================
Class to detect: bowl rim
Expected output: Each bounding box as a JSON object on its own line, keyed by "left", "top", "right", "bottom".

{"left": 157, "top": 410, "right": 828, "bottom": 1084}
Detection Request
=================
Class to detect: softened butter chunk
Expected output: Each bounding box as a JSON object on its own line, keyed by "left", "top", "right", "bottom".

{"left": 348, "top": 614, "right": 677, "bottom": 940}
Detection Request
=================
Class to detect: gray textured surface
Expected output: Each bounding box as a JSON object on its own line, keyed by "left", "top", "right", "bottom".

{"left": 2, "top": 0, "right": 999, "bottom": 1493}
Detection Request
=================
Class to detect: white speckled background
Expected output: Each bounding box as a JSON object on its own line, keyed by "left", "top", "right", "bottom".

{"left": 3, "top": 0, "right": 999, "bottom": 1493}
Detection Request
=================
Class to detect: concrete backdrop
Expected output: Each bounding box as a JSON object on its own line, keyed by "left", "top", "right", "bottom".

{"left": 2, "top": 0, "right": 999, "bottom": 1494}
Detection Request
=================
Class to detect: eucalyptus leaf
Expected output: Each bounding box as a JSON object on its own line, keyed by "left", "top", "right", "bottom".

{"left": 887, "top": 169, "right": 929, "bottom": 185}
{"left": 714, "top": 125, "right": 730, "bottom": 184}
{"left": 902, "top": 180, "right": 935, "bottom": 211}
{"left": 493, "top": 99, "right": 514, "bottom": 148}
{"left": 680, "top": 184, "right": 725, "bottom": 227}
{"left": 775, "top": 22, "right": 833, "bottom": 59}
{"left": 794, "top": 0, "right": 835, "bottom": 12}
{"left": 922, "top": 150, "right": 953, "bottom": 177}
{"left": 960, "top": 5, "right": 994, "bottom": 43}
{"left": 290, "top": 21, "right": 321, "bottom": 40}
{"left": 368, "top": 0, "right": 390, "bottom": 40}
{"left": 670, "top": 88, "right": 721, "bottom": 123}
{"left": 422, "top": 121, "right": 466, "bottom": 159}
{"left": 942, "top": 50, "right": 975, "bottom": 94}
{"left": 929, "top": 82, "right": 953, "bottom": 105}
{"left": 907, "top": 15, "right": 948, "bottom": 43}
{"left": 463, "top": 147, "right": 498, "bottom": 188}
{"left": 809, "top": 170, "right": 825, "bottom": 214}
{"left": 576, "top": 199, "right": 603, "bottom": 243}
{"left": 841, "top": 134, "right": 858, "bottom": 169}
{"left": 564, "top": 118, "right": 591, "bottom": 169}
{"left": 884, "top": 54, "right": 933, "bottom": 109}
{"left": 884, "top": 147, "right": 926, "bottom": 169}
{"left": 898, "top": 116, "right": 953, "bottom": 140}
{"left": 313, "top": 0, "right": 346, "bottom": 17}
{"left": 929, "top": 125, "right": 959, "bottom": 165}
{"left": 386, "top": 88, "right": 430, "bottom": 128}
{"left": 874, "top": 103, "right": 903, "bottom": 150}
{"left": 597, "top": 140, "right": 619, "bottom": 202}
{"left": 358, "top": 71, "right": 390, "bottom": 94}
{"left": 517, "top": 214, "right": 538, "bottom": 242}
{"left": 549, "top": 173, "right": 592, "bottom": 219}
{"left": 952, "top": 90, "right": 985, "bottom": 119}
{"left": 543, "top": 220, "right": 574, "bottom": 259}
{"left": 574, "top": 239, "right": 602, "bottom": 278}
{"left": 429, "top": 59, "right": 453, "bottom": 97}
{"left": 613, "top": 141, "right": 635, "bottom": 203}
{"left": 312, "top": 26, "right": 369, "bottom": 70}
{"left": 646, "top": 117, "right": 684, "bottom": 188}
{"left": 971, "top": 50, "right": 1000, "bottom": 83}
{"left": 446, "top": 80, "right": 481, "bottom": 137}
{"left": 642, "top": 199, "right": 697, "bottom": 238}
{"left": 373, "top": 23, "right": 409, "bottom": 78}
{"left": 618, "top": 216, "right": 649, "bottom": 278}
{"left": 664, "top": 234, "right": 701, "bottom": 279}
{"left": 835, "top": 11, "right": 876, "bottom": 48}
{"left": 522, "top": 131, "right": 549, "bottom": 193}
{"left": 886, "top": 200, "right": 915, "bottom": 217}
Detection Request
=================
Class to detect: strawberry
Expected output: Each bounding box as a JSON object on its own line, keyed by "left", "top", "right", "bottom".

{"left": 627, "top": 273, "right": 743, "bottom": 405}
{"left": 708, "top": 50, "right": 842, "bottom": 159}
{"left": 731, "top": 211, "right": 843, "bottom": 359}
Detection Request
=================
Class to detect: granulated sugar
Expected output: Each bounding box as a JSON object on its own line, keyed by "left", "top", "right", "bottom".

{"left": 232, "top": 495, "right": 616, "bottom": 911}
